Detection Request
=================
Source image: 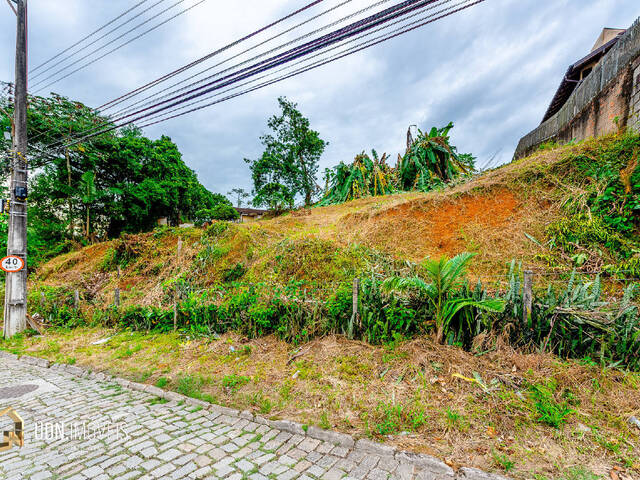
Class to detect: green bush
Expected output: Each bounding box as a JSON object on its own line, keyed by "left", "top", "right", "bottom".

{"left": 194, "top": 204, "right": 239, "bottom": 225}
{"left": 529, "top": 381, "right": 574, "bottom": 428}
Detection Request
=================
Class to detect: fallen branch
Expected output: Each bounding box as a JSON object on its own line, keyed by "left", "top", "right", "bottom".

{"left": 287, "top": 346, "right": 311, "bottom": 365}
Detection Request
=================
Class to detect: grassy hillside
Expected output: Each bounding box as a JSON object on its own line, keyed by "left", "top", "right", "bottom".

{"left": 34, "top": 132, "right": 638, "bottom": 308}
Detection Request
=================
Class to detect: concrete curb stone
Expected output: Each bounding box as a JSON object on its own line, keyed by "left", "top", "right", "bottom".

{"left": 19, "top": 355, "right": 50, "bottom": 368}
{"left": 0, "top": 350, "right": 18, "bottom": 360}
{"left": 397, "top": 452, "right": 455, "bottom": 477}
{"left": 306, "top": 426, "right": 355, "bottom": 449}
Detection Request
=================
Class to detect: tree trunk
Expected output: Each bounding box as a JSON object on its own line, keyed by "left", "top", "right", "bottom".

{"left": 436, "top": 325, "right": 445, "bottom": 344}
{"left": 299, "top": 154, "right": 311, "bottom": 207}
{"left": 65, "top": 148, "right": 74, "bottom": 238}
{"left": 86, "top": 207, "right": 90, "bottom": 239}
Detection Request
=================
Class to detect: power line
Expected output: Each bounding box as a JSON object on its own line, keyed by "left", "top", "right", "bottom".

{"left": 106, "top": 0, "right": 449, "bottom": 126}
{"left": 29, "top": 0, "right": 153, "bottom": 74}
{"left": 136, "top": 0, "right": 483, "bottom": 130}
{"left": 27, "top": 0, "right": 332, "bottom": 147}
{"left": 31, "top": 0, "right": 209, "bottom": 93}
{"left": 30, "top": 0, "right": 168, "bottom": 82}
{"left": 63, "top": 0, "right": 486, "bottom": 148}
{"left": 97, "top": 0, "right": 329, "bottom": 112}
{"left": 50, "top": 0, "right": 446, "bottom": 147}
{"left": 104, "top": 0, "right": 392, "bottom": 119}
{"left": 127, "top": 0, "right": 467, "bottom": 128}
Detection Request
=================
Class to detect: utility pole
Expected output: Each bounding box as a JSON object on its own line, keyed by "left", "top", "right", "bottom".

{"left": 4, "top": 0, "right": 28, "bottom": 338}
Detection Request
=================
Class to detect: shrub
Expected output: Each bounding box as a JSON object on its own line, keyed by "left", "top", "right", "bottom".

{"left": 529, "top": 381, "right": 574, "bottom": 428}
{"left": 194, "top": 204, "right": 239, "bottom": 225}
{"left": 221, "top": 374, "right": 250, "bottom": 392}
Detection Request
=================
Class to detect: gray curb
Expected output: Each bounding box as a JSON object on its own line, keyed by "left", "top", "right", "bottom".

{"left": 0, "top": 350, "right": 510, "bottom": 480}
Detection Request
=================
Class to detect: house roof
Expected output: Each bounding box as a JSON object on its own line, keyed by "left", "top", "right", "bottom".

{"left": 541, "top": 30, "right": 626, "bottom": 124}
{"left": 235, "top": 207, "right": 267, "bottom": 216}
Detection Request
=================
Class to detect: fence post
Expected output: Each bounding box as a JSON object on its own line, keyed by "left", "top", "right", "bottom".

{"left": 174, "top": 237, "right": 182, "bottom": 332}
{"left": 522, "top": 269, "right": 533, "bottom": 326}
{"left": 114, "top": 266, "right": 121, "bottom": 308}
{"left": 74, "top": 289, "right": 79, "bottom": 309}
{"left": 349, "top": 278, "right": 360, "bottom": 338}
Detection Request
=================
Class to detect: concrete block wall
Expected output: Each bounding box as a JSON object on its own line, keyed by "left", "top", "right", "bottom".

{"left": 631, "top": 58, "right": 640, "bottom": 131}
{"left": 514, "top": 17, "right": 640, "bottom": 159}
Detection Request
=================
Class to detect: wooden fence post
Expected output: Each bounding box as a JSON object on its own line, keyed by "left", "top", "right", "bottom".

{"left": 114, "top": 266, "right": 121, "bottom": 308}
{"left": 348, "top": 278, "right": 360, "bottom": 338}
{"left": 522, "top": 269, "right": 533, "bottom": 326}
{"left": 74, "top": 289, "right": 79, "bottom": 309}
{"left": 174, "top": 237, "right": 182, "bottom": 332}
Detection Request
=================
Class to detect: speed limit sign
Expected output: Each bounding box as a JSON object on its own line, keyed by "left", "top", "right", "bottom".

{"left": 0, "top": 256, "right": 25, "bottom": 273}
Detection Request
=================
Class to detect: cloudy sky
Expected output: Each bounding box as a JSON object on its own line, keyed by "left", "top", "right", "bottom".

{"left": 0, "top": 0, "right": 639, "bottom": 200}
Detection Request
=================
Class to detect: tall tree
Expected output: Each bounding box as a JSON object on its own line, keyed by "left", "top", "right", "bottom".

{"left": 0, "top": 92, "right": 229, "bottom": 261}
{"left": 245, "top": 97, "right": 326, "bottom": 209}
{"left": 228, "top": 188, "right": 250, "bottom": 208}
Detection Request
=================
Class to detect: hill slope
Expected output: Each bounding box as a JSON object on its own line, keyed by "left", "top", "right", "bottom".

{"left": 34, "top": 133, "right": 638, "bottom": 310}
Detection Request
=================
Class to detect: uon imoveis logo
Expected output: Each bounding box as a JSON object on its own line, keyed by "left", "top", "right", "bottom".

{"left": 0, "top": 406, "right": 24, "bottom": 452}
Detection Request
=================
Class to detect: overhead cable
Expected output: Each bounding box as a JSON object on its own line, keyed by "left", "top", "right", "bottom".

{"left": 30, "top": 0, "right": 154, "bottom": 74}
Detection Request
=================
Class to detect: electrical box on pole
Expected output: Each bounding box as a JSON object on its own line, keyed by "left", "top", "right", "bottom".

{"left": 3, "top": 0, "right": 28, "bottom": 338}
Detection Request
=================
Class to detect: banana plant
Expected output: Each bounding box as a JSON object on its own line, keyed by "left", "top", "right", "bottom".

{"left": 383, "top": 252, "right": 504, "bottom": 344}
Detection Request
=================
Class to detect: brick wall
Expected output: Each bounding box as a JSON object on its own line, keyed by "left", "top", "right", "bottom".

{"left": 514, "top": 17, "right": 640, "bottom": 159}
{"left": 631, "top": 58, "right": 640, "bottom": 131}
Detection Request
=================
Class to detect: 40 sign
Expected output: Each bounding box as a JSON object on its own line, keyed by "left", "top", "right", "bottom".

{"left": 1, "top": 256, "right": 25, "bottom": 273}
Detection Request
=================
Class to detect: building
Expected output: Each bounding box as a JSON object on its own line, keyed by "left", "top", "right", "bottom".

{"left": 235, "top": 207, "right": 267, "bottom": 223}
{"left": 514, "top": 19, "right": 640, "bottom": 159}
{"left": 541, "top": 28, "right": 626, "bottom": 123}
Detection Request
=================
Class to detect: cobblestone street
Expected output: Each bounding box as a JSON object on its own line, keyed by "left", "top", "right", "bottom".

{"left": 0, "top": 353, "right": 504, "bottom": 480}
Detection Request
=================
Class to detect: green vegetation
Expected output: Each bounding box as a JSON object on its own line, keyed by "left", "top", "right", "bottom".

{"left": 0, "top": 93, "right": 231, "bottom": 268}
{"left": 398, "top": 122, "right": 475, "bottom": 190}
{"left": 319, "top": 150, "right": 395, "bottom": 205}
{"left": 246, "top": 96, "right": 327, "bottom": 209}
{"left": 320, "top": 122, "right": 474, "bottom": 205}
{"left": 383, "top": 252, "right": 505, "bottom": 344}
{"left": 194, "top": 204, "right": 240, "bottom": 225}
{"left": 529, "top": 381, "right": 575, "bottom": 428}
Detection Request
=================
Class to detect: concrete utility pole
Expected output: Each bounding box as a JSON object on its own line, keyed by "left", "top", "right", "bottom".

{"left": 3, "top": 0, "right": 28, "bottom": 338}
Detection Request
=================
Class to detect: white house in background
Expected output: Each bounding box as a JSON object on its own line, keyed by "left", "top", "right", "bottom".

{"left": 235, "top": 207, "right": 267, "bottom": 223}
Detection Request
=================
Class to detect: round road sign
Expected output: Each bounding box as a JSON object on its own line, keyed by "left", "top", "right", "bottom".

{"left": 0, "top": 256, "right": 25, "bottom": 273}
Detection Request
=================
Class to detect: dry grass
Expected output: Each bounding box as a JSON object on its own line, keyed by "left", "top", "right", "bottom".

{"left": 30, "top": 139, "right": 585, "bottom": 306}
{"left": 2, "top": 329, "right": 638, "bottom": 479}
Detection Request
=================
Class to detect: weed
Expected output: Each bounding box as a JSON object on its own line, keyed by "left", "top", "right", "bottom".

{"left": 222, "top": 374, "right": 251, "bottom": 392}
{"left": 491, "top": 450, "right": 514, "bottom": 472}
{"left": 561, "top": 466, "right": 601, "bottom": 480}
{"left": 444, "top": 408, "right": 468, "bottom": 431}
{"left": 319, "top": 412, "right": 331, "bottom": 430}
{"left": 176, "top": 374, "right": 209, "bottom": 399}
{"left": 155, "top": 377, "right": 169, "bottom": 389}
{"left": 529, "top": 381, "right": 574, "bottom": 428}
{"left": 373, "top": 402, "right": 427, "bottom": 436}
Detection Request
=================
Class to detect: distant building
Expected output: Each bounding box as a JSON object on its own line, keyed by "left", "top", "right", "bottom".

{"left": 514, "top": 19, "right": 640, "bottom": 159}
{"left": 235, "top": 207, "right": 267, "bottom": 223}
{"left": 541, "top": 28, "right": 627, "bottom": 123}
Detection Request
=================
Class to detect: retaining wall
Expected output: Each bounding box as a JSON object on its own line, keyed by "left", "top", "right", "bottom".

{"left": 514, "top": 18, "right": 640, "bottom": 160}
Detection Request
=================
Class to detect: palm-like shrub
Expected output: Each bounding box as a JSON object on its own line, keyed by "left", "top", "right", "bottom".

{"left": 398, "top": 123, "right": 475, "bottom": 191}
{"left": 319, "top": 150, "right": 395, "bottom": 206}
{"left": 383, "top": 252, "right": 504, "bottom": 344}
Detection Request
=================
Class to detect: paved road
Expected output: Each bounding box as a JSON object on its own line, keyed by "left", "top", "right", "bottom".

{"left": 0, "top": 354, "right": 503, "bottom": 480}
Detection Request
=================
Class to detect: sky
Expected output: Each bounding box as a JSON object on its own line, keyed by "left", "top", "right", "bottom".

{"left": 0, "top": 0, "right": 639, "bottom": 200}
